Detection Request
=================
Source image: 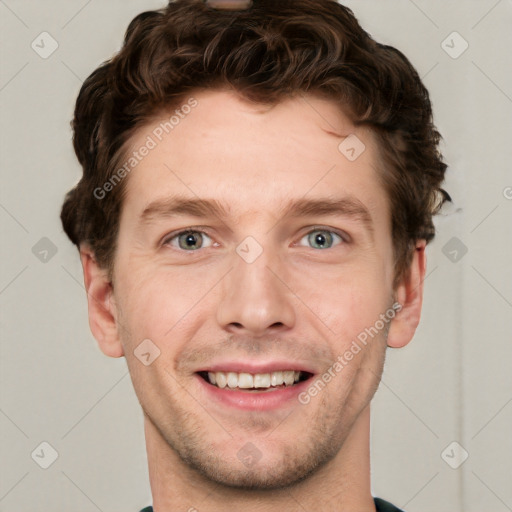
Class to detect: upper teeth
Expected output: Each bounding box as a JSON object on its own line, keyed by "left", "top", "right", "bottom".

{"left": 207, "top": 370, "right": 301, "bottom": 389}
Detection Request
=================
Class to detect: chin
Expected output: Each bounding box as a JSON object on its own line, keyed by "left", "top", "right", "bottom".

{"left": 178, "top": 437, "right": 339, "bottom": 491}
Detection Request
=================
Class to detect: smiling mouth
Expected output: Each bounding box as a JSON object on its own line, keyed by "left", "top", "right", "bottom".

{"left": 197, "top": 370, "right": 313, "bottom": 392}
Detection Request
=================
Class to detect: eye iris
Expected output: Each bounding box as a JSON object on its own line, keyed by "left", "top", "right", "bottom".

{"left": 179, "top": 232, "right": 202, "bottom": 250}
{"left": 309, "top": 231, "right": 333, "bottom": 249}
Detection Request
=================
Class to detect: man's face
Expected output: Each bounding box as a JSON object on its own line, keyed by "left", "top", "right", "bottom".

{"left": 110, "top": 89, "right": 397, "bottom": 489}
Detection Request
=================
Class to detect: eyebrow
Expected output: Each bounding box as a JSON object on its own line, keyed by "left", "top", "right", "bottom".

{"left": 138, "top": 195, "right": 374, "bottom": 234}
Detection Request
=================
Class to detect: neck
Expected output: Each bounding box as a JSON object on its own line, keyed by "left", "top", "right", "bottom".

{"left": 146, "top": 406, "right": 376, "bottom": 512}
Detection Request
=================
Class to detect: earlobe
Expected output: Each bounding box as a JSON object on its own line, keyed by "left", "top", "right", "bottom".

{"left": 79, "top": 247, "right": 124, "bottom": 358}
{"left": 387, "top": 240, "right": 427, "bottom": 348}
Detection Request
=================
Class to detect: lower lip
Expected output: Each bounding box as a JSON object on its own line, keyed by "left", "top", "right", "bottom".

{"left": 195, "top": 374, "right": 312, "bottom": 411}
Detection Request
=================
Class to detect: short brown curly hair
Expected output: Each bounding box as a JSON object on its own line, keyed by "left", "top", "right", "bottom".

{"left": 60, "top": 0, "right": 448, "bottom": 287}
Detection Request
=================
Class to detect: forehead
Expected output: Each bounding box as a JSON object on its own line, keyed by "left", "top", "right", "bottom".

{"left": 120, "top": 89, "right": 387, "bottom": 222}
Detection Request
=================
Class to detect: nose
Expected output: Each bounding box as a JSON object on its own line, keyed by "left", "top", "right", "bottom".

{"left": 216, "top": 245, "right": 296, "bottom": 337}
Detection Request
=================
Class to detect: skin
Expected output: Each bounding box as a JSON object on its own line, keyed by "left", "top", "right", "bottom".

{"left": 80, "top": 89, "right": 426, "bottom": 512}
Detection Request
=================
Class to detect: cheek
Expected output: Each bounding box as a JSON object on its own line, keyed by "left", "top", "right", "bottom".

{"left": 115, "top": 262, "right": 217, "bottom": 343}
{"left": 294, "top": 262, "right": 391, "bottom": 342}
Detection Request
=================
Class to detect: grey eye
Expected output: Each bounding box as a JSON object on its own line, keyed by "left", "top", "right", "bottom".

{"left": 166, "top": 231, "right": 213, "bottom": 251}
{"left": 300, "top": 230, "right": 342, "bottom": 250}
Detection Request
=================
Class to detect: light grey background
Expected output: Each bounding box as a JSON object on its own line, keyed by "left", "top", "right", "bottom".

{"left": 1, "top": 1, "right": 511, "bottom": 511}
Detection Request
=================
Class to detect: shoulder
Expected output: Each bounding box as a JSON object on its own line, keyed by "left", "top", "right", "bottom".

{"left": 374, "top": 497, "right": 405, "bottom": 512}
{"left": 140, "top": 500, "right": 403, "bottom": 512}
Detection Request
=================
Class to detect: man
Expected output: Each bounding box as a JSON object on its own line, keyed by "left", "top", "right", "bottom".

{"left": 60, "top": 0, "right": 448, "bottom": 510}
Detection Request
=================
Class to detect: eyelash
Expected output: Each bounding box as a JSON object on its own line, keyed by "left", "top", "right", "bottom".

{"left": 161, "top": 226, "right": 349, "bottom": 251}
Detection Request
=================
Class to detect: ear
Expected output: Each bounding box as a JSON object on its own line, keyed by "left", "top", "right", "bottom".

{"left": 79, "top": 246, "right": 124, "bottom": 358}
{"left": 387, "top": 240, "right": 427, "bottom": 348}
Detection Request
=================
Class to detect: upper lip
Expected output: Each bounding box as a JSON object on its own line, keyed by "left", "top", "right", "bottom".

{"left": 195, "top": 360, "right": 317, "bottom": 375}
